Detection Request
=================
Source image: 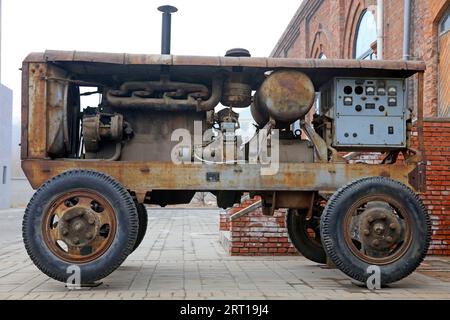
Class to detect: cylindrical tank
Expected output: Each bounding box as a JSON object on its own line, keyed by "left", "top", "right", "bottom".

{"left": 253, "top": 70, "right": 315, "bottom": 124}
{"left": 250, "top": 94, "right": 269, "bottom": 127}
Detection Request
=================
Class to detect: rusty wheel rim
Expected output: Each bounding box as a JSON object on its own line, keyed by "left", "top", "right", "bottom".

{"left": 343, "top": 195, "right": 412, "bottom": 265}
{"left": 42, "top": 190, "right": 117, "bottom": 263}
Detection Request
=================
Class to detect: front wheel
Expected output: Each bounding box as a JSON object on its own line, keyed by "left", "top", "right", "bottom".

{"left": 320, "top": 176, "right": 431, "bottom": 285}
{"left": 23, "top": 170, "right": 138, "bottom": 284}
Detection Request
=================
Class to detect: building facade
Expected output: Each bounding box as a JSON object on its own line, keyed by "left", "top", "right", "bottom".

{"left": 0, "top": 83, "right": 12, "bottom": 209}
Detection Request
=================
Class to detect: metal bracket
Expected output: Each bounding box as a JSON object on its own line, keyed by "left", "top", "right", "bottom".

{"left": 301, "top": 120, "right": 328, "bottom": 162}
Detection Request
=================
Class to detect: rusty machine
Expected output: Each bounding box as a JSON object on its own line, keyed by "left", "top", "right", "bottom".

{"left": 21, "top": 6, "right": 430, "bottom": 285}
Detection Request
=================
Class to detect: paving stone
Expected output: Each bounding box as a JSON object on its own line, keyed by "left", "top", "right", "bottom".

{"left": 0, "top": 208, "right": 449, "bottom": 300}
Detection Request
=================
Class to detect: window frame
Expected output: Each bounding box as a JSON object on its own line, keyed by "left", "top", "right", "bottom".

{"left": 438, "top": 7, "right": 450, "bottom": 117}
{"left": 440, "top": 8, "right": 450, "bottom": 35}
{"left": 353, "top": 9, "right": 378, "bottom": 60}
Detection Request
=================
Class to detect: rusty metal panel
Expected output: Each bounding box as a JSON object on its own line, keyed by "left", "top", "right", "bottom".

{"left": 20, "top": 61, "right": 29, "bottom": 160}
{"left": 274, "top": 191, "right": 313, "bottom": 209}
{"left": 28, "top": 50, "right": 426, "bottom": 74}
{"left": 22, "top": 160, "right": 418, "bottom": 193}
{"left": 46, "top": 65, "right": 69, "bottom": 156}
{"left": 27, "top": 63, "right": 47, "bottom": 158}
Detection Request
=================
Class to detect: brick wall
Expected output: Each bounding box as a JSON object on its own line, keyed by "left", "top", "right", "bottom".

{"left": 414, "top": 120, "right": 450, "bottom": 255}
{"left": 220, "top": 198, "right": 297, "bottom": 256}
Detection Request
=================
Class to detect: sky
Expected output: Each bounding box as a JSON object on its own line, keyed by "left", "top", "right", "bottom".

{"left": 2, "top": 0, "right": 302, "bottom": 122}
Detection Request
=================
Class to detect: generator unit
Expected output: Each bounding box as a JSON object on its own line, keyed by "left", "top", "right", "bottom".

{"left": 320, "top": 78, "right": 408, "bottom": 149}
{"left": 20, "top": 6, "right": 430, "bottom": 287}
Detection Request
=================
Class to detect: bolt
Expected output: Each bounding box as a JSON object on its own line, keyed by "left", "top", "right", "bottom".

{"left": 373, "top": 223, "right": 385, "bottom": 235}
{"left": 88, "top": 217, "right": 95, "bottom": 225}
{"left": 386, "top": 236, "right": 393, "bottom": 243}
{"left": 372, "top": 239, "right": 380, "bottom": 247}
{"left": 389, "top": 223, "right": 397, "bottom": 230}
{"left": 368, "top": 217, "right": 374, "bottom": 223}
{"left": 363, "top": 229, "right": 370, "bottom": 236}
{"left": 73, "top": 237, "right": 80, "bottom": 245}
{"left": 61, "top": 228, "right": 69, "bottom": 236}
{"left": 86, "top": 232, "right": 94, "bottom": 240}
{"left": 74, "top": 222, "right": 83, "bottom": 231}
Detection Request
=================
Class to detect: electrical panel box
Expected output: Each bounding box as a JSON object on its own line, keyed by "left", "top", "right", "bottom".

{"left": 320, "top": 78, "right": 407, "bottom": 149}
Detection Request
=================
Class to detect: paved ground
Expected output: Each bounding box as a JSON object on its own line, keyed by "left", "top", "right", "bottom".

{"left": 0, "top": 207, "right": 449, "bottom": 300}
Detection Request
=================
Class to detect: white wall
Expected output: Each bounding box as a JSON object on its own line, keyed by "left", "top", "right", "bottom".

{"left": 0, "top": 83, "right": 12, "bottom": 209}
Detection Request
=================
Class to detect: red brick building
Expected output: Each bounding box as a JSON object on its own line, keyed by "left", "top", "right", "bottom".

{"left": 221, "top": 0, "right": 450, "bottom": 256}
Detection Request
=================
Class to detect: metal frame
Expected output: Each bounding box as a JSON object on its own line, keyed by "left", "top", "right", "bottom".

{"left": 20, "top": 52, "right": 428, "bottom": 196}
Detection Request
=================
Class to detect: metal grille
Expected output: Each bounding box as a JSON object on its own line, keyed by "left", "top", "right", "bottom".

{"left": 439, "top": 31, "right": 450, "bottom": 117}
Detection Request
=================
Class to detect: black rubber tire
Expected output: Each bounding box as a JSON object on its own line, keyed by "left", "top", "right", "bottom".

{"left": 22, "top": 170, "right": 138, "bottom": 284}
{"left": 286, "top": 209, "right": 327, "bottom": 264}
{"left": 320, "top": 177, "right": 431, "bottom": 285}
{"left": 132, "top": 203, "right": 148, "bottom": 252}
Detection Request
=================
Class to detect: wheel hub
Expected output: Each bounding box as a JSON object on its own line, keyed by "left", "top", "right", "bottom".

{"left": 359, "top": 202, "right": 402, "bottom": 254}
{"left": 58, "top": 207, "right": 99, "bottom": 247}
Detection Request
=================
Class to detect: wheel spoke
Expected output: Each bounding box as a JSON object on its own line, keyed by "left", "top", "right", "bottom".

{"left": 98, "top": 211, "right": 113, "bottom": 226}
{"left": 88, "top": 236, "right": 107, "bottom": 252}
{"left": 49, "top": 227, "right": 61, "bottom": 241}
{"left": 76, "top": 196, "right": 92, "bottom": 208}
{"left": 67, "top": 245, "right": 81, "bottom": 256}
{"left": 52, "top": 205, "right": 67, "bottom": 218}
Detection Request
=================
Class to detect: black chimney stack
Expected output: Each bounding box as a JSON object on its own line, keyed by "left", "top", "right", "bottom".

{"left": 158, "top": 5, "right": 178, "bottom": 54}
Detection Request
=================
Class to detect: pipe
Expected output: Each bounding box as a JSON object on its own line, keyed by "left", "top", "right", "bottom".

{"left": 106, "top": 76, "right": 223, "bottom": 111}
{"left": 403, "top": 0, "right": 411, "bottom": 60}
{"left": 158, "top": 5, "right": 178, "bottom": 55}
{"left": 377, "top": 0, "right": 384, "bottom": 59}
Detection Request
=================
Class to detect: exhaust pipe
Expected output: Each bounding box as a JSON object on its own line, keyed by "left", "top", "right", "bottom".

{"left": 158, "top": 5, "right": 178, "bottom": 54}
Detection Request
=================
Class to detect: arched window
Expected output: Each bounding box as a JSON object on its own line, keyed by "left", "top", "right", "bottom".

{"left": 354, "top": 10, "right": 377, "bottom": 60}
{"left": 439, "top": 8, "right": 450, "bottom": 116}
{"left": 441, "top": 9, "right": 450, "bottom": 34}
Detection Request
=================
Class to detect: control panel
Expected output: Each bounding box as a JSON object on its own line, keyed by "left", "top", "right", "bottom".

{"left": 320, "top": 78, "right": 407, "bottom": 149}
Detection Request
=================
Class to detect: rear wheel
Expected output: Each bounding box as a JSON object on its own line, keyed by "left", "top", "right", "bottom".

{"left": 286, "top": 209, "right": 326, "bottom": 264}
{"left": 320, "top": 177, "right": 431, "bottom": 285}
{"left": 132, "top": 203, "right": 148, "bottom": 252}
{"left": 23, "top": 170, "right": 138, "bottom": 284}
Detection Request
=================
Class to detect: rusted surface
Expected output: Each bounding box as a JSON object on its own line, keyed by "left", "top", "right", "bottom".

{"left": 106, "top": 78, "right": 221, "bottom": 111}
{"left": 27, "top": 63, "right": 47, "bottom": 158}
{"left": 221, "top": 72, "right": 252, "bottom": 108}
{"left": 46, "top": 64, "right": 69, "bottom": 157}
{"left": 22, "top": 160, "right": 418, "bottom": 193}
{"left": 416, "top": 72, "right": 427, "bottom": 192}
{"left": 273, "top": 191, "right": 314, "bottom": 209}
{"left": 22, "top": 51, "right": 425, "bottom": 89}
{"left": 408, "top": 163, "right": 427, "bottom": 193}
{"left": 255, "top": 70, "right": 315, "bottom": 123}
{"left": 343, "top": 196, "right": 412, "bottom": 265}
{"left": 417, "top": 72, "right": 426, "bottom": 162}
{"left": 20, "top": 61, "right": 29, "bottom": 160}
{"left": 22, "top": 50, "right": 424, "bottom": 71}
{"left": 42, "top": 190, "right": 117, "bottom": 263}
